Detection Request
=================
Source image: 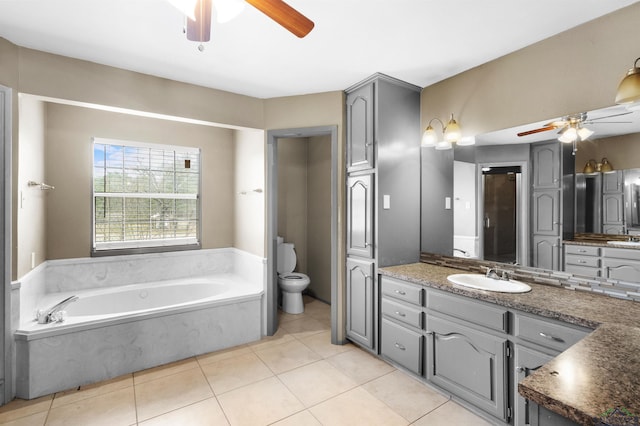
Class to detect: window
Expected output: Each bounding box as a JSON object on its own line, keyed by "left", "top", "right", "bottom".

{"left": 92, "top": 138, "right": 200, "bottom": 253}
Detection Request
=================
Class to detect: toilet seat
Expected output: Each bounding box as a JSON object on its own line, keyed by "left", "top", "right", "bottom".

{"left": 280, "top": 272, "right": 309, "bottom": 281}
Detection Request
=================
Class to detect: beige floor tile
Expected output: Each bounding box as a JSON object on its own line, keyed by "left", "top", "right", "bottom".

{"left": 300, "top": 330, "right": 354, "bottom": 358}
{"left": 309, "top": 387, "right": 408, "bottom": 426}
{"left": 217, "top": 377, "right": 304, "bottom": 426}
{"left": 133, "top": 357, "right": 199, "bottom": 385}
{"left": 201, "top": 352, "right": 273, "bottom": 395}
{"left": 138, "top": 397, "right": 229, "bottom": 426}
{"left": 0, "top": 411, "right": 47, "bottom": 426}
{"left": 46, "top": 387, "right": 136, "bottom": 426}
{"left": 135, "top": 367, "right": 213, "bottom": 421}
{"left": 362, "top": 370, "right": 449, "bottom": 422}
{"left": 247, "top": 327, "right": 296, "bottom": 352}
{"left": 52, "top": 374, "right": 133, "bottom": 409}
{"left": 278, "top": 310, "right": 307, "bottom": 324}
{"left": 279, "top": 316, "right": 328, "bottom": 340}
{"left": 255, "top": 340, "right": 321, "bottom": 374}
{"left": 278, "top": 360, "right": 357, "bottom": 407}
{"left": 326, "top": 348, "right": 395, "bottom": 384}
{"left": 412, "top": 400, "right": 493, "bottom": 426}
{"left": 196, "top": 344, "right": 252, "bottom": 366}
{"left": 271, "top": 410, "right": 321, "bottom": 426}
{"left": 0, "top": 395, "right": 52, "bottom": 424}
{"left": 303, "top": 300, "right": 331, "bottom": 320}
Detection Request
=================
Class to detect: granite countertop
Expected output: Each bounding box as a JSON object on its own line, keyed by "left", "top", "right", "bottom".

{"left": 564, "top": 239, "right": 640, "bottom": 250}
{"left": 379, "top": 262, "right": 640, "bottom": 425}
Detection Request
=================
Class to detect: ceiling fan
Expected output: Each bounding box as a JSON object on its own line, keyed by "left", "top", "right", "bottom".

{"left": 169, "top": 0, "right": 314, "bottom": 47}
{"left": 516, "top": 111, "right": 633, "bottom": 138}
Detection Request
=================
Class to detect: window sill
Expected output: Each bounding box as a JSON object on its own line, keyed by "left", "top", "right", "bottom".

{"left": 91, "top": 243, "right": 201, "bottom": 257}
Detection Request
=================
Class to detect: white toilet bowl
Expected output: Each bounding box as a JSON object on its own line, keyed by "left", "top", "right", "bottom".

{"left": 277, "top": 237, "right": 310, "bottom": 314}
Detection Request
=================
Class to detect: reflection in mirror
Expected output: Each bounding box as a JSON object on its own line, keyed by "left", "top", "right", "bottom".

{"left": 436, "top": 103, "right": 640, "bottom": 278}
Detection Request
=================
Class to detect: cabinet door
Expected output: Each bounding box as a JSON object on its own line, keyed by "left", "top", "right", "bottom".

{"left": 532, "top": 190, "right": 560, "bottom": 235}
{"left": 514, "top": 346, "right": 554, "bottom": 426}
{"left": 381, "top": 318, "right": 423, "bottom": 375}
{"left": 346, "top": 257, "right": 375, "bottom": 349}
{"left": 347, "top": 173, "right": 374, "bottom": 258}
{"left": 346, "top": 83, "right": 374, "bottom": 172}
{"left": 532, "top": 143, "right": 560, "bottom": 189}
{"left": 426, "top": 314, "right": 508, "bottom": 421}
{"left": 602, "top": 193, "right": 624, "bottom": 225}
{"left": 532, "top": 235, "right": 560, "bottom": 270}
{"left": 602, "top": 170, "right": 623, "bottom": 193}
{"left": 604, "top": 259, "right": 640, "bottom": 282}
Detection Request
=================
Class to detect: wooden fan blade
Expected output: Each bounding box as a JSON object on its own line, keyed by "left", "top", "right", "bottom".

{"left": 246, "top": 0, "right": 314, "bottom": 38}
{"left": 517, "top": 126, "right": 557, "bottom": 137}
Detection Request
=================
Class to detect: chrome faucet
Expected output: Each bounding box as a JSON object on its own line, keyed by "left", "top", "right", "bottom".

{"left": 485, "top": 267, "right": 510, "bottom": 281}
{"left": 36, "top": 295, "right": 78, "bottom": 324}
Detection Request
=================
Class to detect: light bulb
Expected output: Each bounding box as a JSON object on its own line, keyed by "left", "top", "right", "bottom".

{"left": 558, "top": 127, "right": 577, "bottom": 143}
{"left": 577, "top": 127, "right": 594, "bottom": 141}
{"left": 421, "top": 125, "right": 437, "bottom": 147}
{"left": 444, "top": 114, "right": 462, "bottom": 143}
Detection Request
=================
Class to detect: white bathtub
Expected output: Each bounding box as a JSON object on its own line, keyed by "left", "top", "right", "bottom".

{"left": 13, "top": 249, "right": 265, "bottom": 399}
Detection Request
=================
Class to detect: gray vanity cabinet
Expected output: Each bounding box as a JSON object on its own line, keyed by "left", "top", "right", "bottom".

{"left": 514, "top": 345, "right": 553, "bottom": 426}
{"left": 602, "top": 193, "right": 624, "bottom": 233}
{"left": 602, "top": 170, "right": 623, "bottom": 193}
{"left": 346, "top": 83, "right": 375, "bottom": 172}
{"left": 426, "top": 314, "right": 509, "bottom": 421}
{"left": 346, "top": 257, "right": 375, "bottom": 349}
{"left": 346, "top": 172, "right": 374, "bottom": 258}
{"left": 345, "top": 73, "right": 421, "bottom": 352}
{"left": 530, "top": 142, "right": 574, "bottom": 268}
{"left": 563, "top": 245, "right": 601, "bottom": 277}
{"left": 379, "top": 276, "right": 424, "bottom": 375}
{"left": 603, "top": 247, "right": 640, "bottom": 281}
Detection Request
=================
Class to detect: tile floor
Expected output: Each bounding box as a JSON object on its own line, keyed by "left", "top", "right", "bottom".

{"left": 0, "top": 297, "right": 493, "bottom": 426}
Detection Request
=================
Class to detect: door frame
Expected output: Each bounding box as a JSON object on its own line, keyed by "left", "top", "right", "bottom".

{"left": 477, "top": 160, "right": 529, "bottom": 265}
{"left": 266, "top": 126, "right": 341, "bottom": 344}
{"left": 1, "top": 85, "right": 12, "bottom": 404}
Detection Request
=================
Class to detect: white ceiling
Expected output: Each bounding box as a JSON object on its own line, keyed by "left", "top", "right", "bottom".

{"left": 0, "top": 0, "right": 637, "bottom": 99}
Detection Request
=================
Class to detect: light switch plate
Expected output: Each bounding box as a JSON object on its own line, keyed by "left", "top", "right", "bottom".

{"left": 383, "top": 194, "right": 391, "bottom": 209}
{"left": 445, "top": 197, "right": 451, "bottom": 209}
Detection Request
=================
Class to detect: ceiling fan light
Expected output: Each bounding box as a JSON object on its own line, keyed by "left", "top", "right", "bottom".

{"left": 558, "top": 127, "right": 577, "bottom": 143}
{"left": 435, "top": 141, "right": 453, "bottom": 150}
{"left": 186, "top": 0, "right": 212, "bottom": 42}
{"left": 421, "top": 125, "right": 437, "bottom": 147}
{"left": 615, "top": 58, "right": 640, "bottom": 104}
{"left": 577, "top": 126, "right": 594, "bottom": 140}
{"left": 444, "top": 114, "right": 462, "bottom": 142}
{"left": 215, "top": 0, "right": 245, "bottom": 23}
{"left": 166, "top": 0, "right": 199, "bottom": 20}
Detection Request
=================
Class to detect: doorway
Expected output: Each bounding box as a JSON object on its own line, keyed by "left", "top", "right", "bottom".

{"left": 478, "top": 163, "right": 528, "bottom": 265}
{"left": 266, "top": 126, "right": 340, "bottom": 344}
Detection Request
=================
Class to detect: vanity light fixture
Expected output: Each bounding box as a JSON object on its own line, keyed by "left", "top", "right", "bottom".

{"left": 421, "top": 114, "right": 474, "bottom": 150}
{"left": 615, "top": 57, "right": 640, "bottom": 104}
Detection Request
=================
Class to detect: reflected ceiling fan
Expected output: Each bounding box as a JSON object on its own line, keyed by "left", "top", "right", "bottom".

{"left": 168, "top": 0, "right": 314, "bottom": 48}
{"left": 516, "top": 111, "right": 633, "bottom": 139}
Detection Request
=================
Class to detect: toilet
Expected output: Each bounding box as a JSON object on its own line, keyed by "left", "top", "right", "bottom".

{"left": 277, "top": 237, "right": 310, "bottom": 314}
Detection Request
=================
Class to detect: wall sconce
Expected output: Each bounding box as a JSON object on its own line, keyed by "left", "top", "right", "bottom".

{"left": 421, "top": 114, "right": 474, "bottom": 150}
{"left": 615, "top": 57, "right": 640, "bottom": 105}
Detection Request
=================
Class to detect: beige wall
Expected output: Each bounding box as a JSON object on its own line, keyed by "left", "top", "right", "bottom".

{"left": 233, "top": 129, "right": 266, "bottom": 257}
{"left": 16, "top": 97, "right": 46, "bottom": 278}
{"left": 45, "top": 102, "right": 235, "bottom": 259}
{"left": 421, "top": 3, "right": 640, "bottom": 138}
{"left": 277, "top": 138, "right": 308, "bottom": 273}
{"left": 307, "top": 135, "right": 332, "bottom": 303}
{"left": 576, "top": 133, "right": 640, "bottom": 172}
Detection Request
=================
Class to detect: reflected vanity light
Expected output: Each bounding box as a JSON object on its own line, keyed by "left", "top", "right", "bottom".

{"left": 421, "top": 114, "right": 473, "bottom": 150}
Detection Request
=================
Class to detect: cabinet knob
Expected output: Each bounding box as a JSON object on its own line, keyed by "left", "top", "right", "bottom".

{"left": 395, "top": 311, "right": 406, "bottom": 317}
{"left": 579, "top": 249, "right": 587, "bottom": 253}
{"left": 394, "top": 343, "right": 406, "bottom": 351}
{"left": 578, "top": 260, "right": 586, "bottom": 264}
{"left": 515, "top": 366, "right": 525, "bottom": 373}
{"left": 394, "top": 290, "right": 406, "bottom": 296}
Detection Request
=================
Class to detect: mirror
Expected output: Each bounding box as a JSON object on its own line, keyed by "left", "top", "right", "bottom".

{"left": 428, "top": 103, "right": 640, "bottom": 278}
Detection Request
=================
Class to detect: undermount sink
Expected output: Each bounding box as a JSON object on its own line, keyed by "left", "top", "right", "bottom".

{"left": 607, "top": 240, "right": 640, "bottom": 247}
{"left": 447, "top": 274, "right": 531, "bottom": 293}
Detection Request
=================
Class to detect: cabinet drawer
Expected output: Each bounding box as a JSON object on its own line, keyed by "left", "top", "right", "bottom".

{"left": 427, "top": 290, "right": 508, "bottom": 333}
{"left": 564, "top": 264, "right": 601, "bottom": 277}
{"left": 565, "top": 254, "right": 600, "bottom": 268}
{"left": 514, "top": 314, "right": 588, "bottom": 352}
{"left": 381, "top": 297, "right": 423, "bottom": 329}
{"left": 381, "top": 319, "right": 422, "bottom": 375}
{"left": 381, "top": 276, "right": 423, "bottom": 307}
{"left": 603, "top": 247, "right": 640, "bottom": 261}
{"left": 564, "top": 245, "right": 600, "bottom": 256}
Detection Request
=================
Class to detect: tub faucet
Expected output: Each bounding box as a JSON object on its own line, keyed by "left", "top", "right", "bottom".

{"left": 36, "top": 295, "right": 78, "bottom": 324}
